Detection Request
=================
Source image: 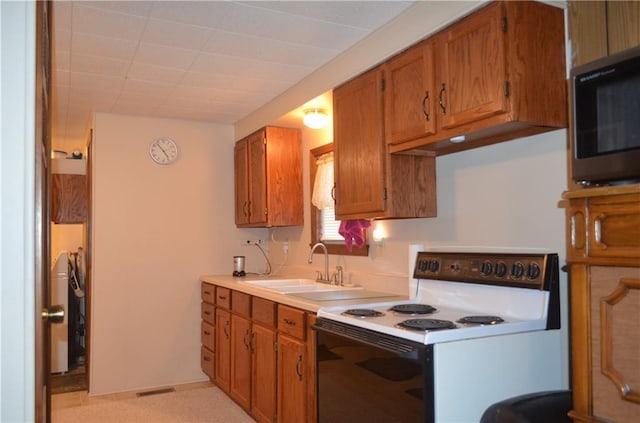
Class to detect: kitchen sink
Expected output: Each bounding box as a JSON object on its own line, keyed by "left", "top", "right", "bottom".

{"left": 240, "top": 278, "right": 362, "bottom": 293}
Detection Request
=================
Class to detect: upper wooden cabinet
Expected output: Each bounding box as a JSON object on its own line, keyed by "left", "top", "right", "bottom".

{"left": 333, "top": 67, "right": 437, "bottom": 220}
{"left": 385, "top": 1, "right": 567, "bottom": 155}
{"left": 568, "top": 1, "right": 640, "bottom": 68}
{"left": 51, "top": 173, "right": 87, "bottom": 224}
{"left": 234, "top": 126, "right": 303, "bottom": 227}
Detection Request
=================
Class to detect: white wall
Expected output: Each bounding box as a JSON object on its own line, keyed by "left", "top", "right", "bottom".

{"left": 90, "top": 113, "right": 266, "bottom": 395}
{"left": 269, "top": 129, "right": 570, "bottom": 387}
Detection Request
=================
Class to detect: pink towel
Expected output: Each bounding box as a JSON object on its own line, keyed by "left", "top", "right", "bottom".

{"left": 339, "top": 220, "right": 371, "bottom": 251}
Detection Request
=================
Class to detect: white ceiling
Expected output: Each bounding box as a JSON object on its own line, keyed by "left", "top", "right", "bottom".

{"left": 51, "top": 1, "right": 415, "bottom": 152}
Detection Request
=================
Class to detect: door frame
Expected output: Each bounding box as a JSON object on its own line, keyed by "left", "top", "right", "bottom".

{"left": 0, "top": 1, "right": 38, "bottom": 422}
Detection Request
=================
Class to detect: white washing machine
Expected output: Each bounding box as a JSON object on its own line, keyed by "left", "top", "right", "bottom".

{"left": 50, "top": 252, "right": 69, "bottom": 373}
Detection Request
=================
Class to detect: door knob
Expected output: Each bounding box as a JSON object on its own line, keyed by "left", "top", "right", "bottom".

{"left": 42, "top": 305, "right": 65, "bottom": 324}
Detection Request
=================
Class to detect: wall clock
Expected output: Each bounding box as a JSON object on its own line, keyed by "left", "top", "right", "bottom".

{"left": 149, "top": 137, "right": 179, "bottom": 165}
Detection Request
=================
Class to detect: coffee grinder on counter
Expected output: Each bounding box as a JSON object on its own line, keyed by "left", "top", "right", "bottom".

{"left": 233, "top": 255, "right": 245, "bottom": 277}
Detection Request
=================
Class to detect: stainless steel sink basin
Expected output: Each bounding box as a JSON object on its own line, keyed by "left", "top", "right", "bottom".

{"left": 240, "top": 278, "right": 362, "bottom": 293}
{"left": 286, "top": 289, "right": 402, "bottom": 302}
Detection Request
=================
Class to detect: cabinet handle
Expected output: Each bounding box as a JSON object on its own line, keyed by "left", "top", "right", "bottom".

{"left": 203, "top": 356, "right": 211, "bottom": 362}
{"left": 421, "top": 90, "right": 430, "bottom": 121}
{"left": 570, "top": 215, "right": 576, "bottom": 248}
{"left": 331, "top": 183, "right": 336, "bottom": 201}
{"left": 243, "top": 201, "right": 248, "bottom": 217}
{"left": 203, "top": 290, "right": 212, "bottom": 295}
{"left": 295, "top": 355, "right": 303, "bottom": 381}
{"left": 224, "top": 320, "right": 230, "bottom": 338}
{"left": 438, "top": 83, "right": 447, "bottom": 114}
{"left": 203, "top": 330, "right": 211, "bottom": 336}
{"left": 247, "top": 200, "right": 252, "bottom": 217}
{"left": 283, "top": 318, "right": 296, "bottom": 326}
{"left": 203, "top": 310, "right": 211, "bottom": 316}
{"left": 594, "top": 214, "right": 607, "bottom": 249}
{"left": 218, "top": 295, "right": 227, "bottom": 301}
{"left": 243, "top": 330, "right": 251, "bottom": 349}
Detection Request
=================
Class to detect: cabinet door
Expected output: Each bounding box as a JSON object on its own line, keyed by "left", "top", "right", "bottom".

{"left": 588, "top": 196, "right": 640, "bottom": 259}
{"left": 333, "top": 66, "right": 386, "bottom": 218}
{"left": 234, "top": 140, "right": 250, "bottom": 225}
{"left": 437, "top": 1, "right": 507, "bottom": 129}
{"left": 252, "top": 324, "right": 277, "bottom": 423}
{"left": 215, "top": 308, "right": 231, "bottom": 393}
{"left": 606, "top": 1, "right": 640, "bottom": 56}
{"left": 51, "top": 173, "right": 87, "bottom": 224}
{"left": 230, "top": 314, "right": 252, "bottom": 410}
{"left": 248, "top": 131, "right": 268, "bottom": 226}
{"left": 567, "top": 1, "right": 608, "bottom": 67}
{"left": 277, "top": 335, "right": 307, "bottom": 423}
{"left": 384, "top": 41, "right": 436, "bottom": 145}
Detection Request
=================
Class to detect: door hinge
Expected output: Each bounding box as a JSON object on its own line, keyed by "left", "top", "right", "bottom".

{"left": 264, "top": 207, "right": 268, "bottom": 216}
{"left": 381, "top": 78, "right": 385, "bottom": 91}
{"left": 274, "top": 341, "right": 278, "bottom": 352}
{"left": 504, "top": 81, "right": 510, "bottom": 97}
{"left": 263, "top": 137, "right": 267, "bottom": 145}
{"left": 383, "top": 187, "right": 388, "bottom": 201}
{"left": 501, "top": 17, "right": 507, "bottom": 32}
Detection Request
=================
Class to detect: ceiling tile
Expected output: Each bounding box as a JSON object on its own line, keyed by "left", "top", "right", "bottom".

{"left": 141, "top": 18, "right": 211, "bottom": 51}
{"left": 71, "top": 3, "right": 147, "bottom": 41}
{"left": 133, "top": 43, "right": 200, "bottom": 70}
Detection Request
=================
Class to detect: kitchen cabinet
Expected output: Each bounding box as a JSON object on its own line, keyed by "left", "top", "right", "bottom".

{"left": 201, "top": 283, "right": 316, "bottom": 423}
{"left": 568, "top": 1, "right": 640, "bottom": 68}
{"left": 386, "top": 1, "right": 566, "bottom": 155}
{"left": 251, "top": 297, "right": 277, "bottom": 423}
{"left": 215, "top": 307, "right": 231, "bottom": 393}
{"left": 333, "top": 66, "right": 437, "bottom": 220}
{"left": 234, "top": 126, "right": 303, "bottom": 227}
{"left": 562, "top": 185, "right": 640, "bottom": 423}
{"left": 230, "top": 291, "right": 252, "bottom": 410}
{"left": 51, "top": 173, "right": 87, "bottom": 224}
{"left": 277, "top": 305, "right": 308, "bottom": 423}
{"left": 200, "top": 283, "right": 216, "bottom": 381}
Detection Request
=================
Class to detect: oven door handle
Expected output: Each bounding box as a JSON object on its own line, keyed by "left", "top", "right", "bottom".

{"left": 312, "top": 320, "right": 422, "bottom": 359}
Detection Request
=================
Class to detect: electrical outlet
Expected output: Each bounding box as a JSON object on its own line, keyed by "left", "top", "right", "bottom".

{"left": 242, "top": 239, "right": 264, "bottom": 246}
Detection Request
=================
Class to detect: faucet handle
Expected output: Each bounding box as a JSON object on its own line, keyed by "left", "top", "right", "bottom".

{"left": 316, "top": 270, "right": 324, "bottom": 282}
{"left": 334, "top": 265, "right": 343, "bottom": 286}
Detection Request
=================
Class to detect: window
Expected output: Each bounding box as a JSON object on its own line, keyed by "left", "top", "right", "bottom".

{"left": 310, "top": 144, "right": 368, "bottom": 256}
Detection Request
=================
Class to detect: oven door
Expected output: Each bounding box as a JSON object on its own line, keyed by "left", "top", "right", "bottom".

{"left": 314, "top": 318, "right": 434, "bottom": 423}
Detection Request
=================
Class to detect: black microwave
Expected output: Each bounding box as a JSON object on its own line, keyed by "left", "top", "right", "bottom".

{"left": 571, "top": 45, "right": 640, "bottom": 185}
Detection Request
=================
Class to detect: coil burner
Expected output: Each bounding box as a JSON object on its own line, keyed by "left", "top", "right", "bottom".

{"left": 342, "top": 309, "right": 385, "bottom": 318}
{"left": 397, "top": 318, "right": 456, "bottom": 332}
{"left": 390, "top": 304, "right": 436, "bottom": 315}
{"left": 457, "top": 315, "right": 505, "bottom": 325}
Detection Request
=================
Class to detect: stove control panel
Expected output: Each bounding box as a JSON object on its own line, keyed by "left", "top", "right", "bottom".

{"left": 413, "top": 252, "right": 557, "bottom": 290}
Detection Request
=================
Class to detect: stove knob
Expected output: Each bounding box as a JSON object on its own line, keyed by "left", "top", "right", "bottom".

{"left": 418, "top": 259, "right": 429, "bottom": 272}
{"left": 495, "top": 261, "right": 507, "bottom": 277}
{"left": 511, "top": 262, "right": 525, "bottom": 279}
{"left": 480, "top": 261, "right": 493, "bottom": 276}
{"left": 428, "top": 259, "right": 440, "bottom": 273}
{"left": 527, "top": 262, "right": 541, "bottom": 280}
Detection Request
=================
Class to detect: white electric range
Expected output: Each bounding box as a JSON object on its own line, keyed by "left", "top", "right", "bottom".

{"left": 314, "top": 251, "right": 565, "bottom": 423}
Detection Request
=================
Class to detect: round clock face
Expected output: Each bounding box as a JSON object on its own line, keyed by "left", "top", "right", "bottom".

{"left": 149, "top": 137, "right": 179, "bottom": 165}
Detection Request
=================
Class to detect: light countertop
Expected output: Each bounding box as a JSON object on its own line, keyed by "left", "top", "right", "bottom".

{"left": 199, "top": 274, "right": 408, "bottom": 313}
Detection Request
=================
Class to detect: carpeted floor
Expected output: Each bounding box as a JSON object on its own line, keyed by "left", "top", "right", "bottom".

{"left": 52, "top": 384, "right": 256, "bottom": 423}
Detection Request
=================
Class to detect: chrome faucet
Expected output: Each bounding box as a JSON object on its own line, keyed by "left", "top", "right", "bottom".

{"left": 308, "top": 242, "right": 330, "bottom": 283}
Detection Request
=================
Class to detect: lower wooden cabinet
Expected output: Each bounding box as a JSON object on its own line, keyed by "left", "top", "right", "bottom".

{"left": 562, "top": 185, "right": 640, "bottom": 423}
{"left": 277, "top": 334, "right": 307, "bottom": 423}
{"left": 251, "top": 324, "right": 277, "bottom": 423}
{"left": 201, "top": 282, "right": 316, "bottom": 423}
{"left": 230, "top": 314, "right": 252, "bottom": 409}
{"left": 215, "top": 308, "right": 231, "bottom": 393}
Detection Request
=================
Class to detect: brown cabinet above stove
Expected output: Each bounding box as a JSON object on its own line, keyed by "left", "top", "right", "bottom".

{"left": 384, "top": 1, "right": 567, "bottom": 156}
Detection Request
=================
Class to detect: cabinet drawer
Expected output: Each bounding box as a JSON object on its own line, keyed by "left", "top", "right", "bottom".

{"left": 201, "top": 346, "right": 215, "bottom": 380}
{"left": 201, "top": 302, "right": 215, "bottom": 324}
{"left": 201, "top": 321, "right": 215, "bottom": 351}
{"left": 216, "top": 287, "right": 231, "bottom": 309}
{"left": 277, "top": 305, "right": 306, "bottom": 340}
{"left": 253, "top": 297, "right": 276, "bottom": 327}
{"left": 588, "top": 196, "right": 640, "bottom": 259}
{"left": 232, "top": 291, "right": 251, "bottom": 317}
{"left": 201, "top": 282, "right": 215, "bottom": 304}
